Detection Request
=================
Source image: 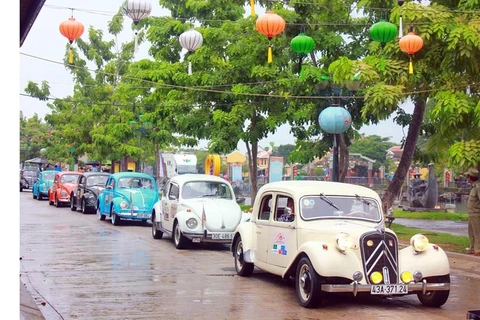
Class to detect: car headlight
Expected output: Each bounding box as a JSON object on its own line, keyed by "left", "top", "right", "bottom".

{"left": 120, "top": 201, "right": 129, "bottom": 209}
{"left": 335, "top": 233, "right": 353, "bottom": 253}
{"left": 186, "top": 218, "right": 198, "bottom": 229}
{"left": 61, "top": 190, "right": 68, "bottom": 197}
{"left": 410, "top": 233, "right": 429, "bottom": 252}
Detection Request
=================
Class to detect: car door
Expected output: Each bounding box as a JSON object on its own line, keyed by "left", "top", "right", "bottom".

{"left": 101, "top": 177, "right": 115, "bottom": 214}
{"left": 267, "top": 194, "right": 297, "bottom": 268}
{"left": 162, "top": 181, "right": 180, "bottom": 232}
{"left": 51, "top": 174, "right": 60, "bottom": 199}
{"left": 254, "top": 193, "right": 273, "bottom": 263}
{"left": 76, "top": 175, "right": 86, "bottom": 207}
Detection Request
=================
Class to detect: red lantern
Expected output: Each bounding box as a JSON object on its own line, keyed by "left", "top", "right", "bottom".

{"left": 59, "top": 17, "right": 84, "bottom": 64}
{"left": 255, "top": 11, "right": 285, "bottom": 63}
{"left": 399, "top": 32, "right": 423, "bottom": 74}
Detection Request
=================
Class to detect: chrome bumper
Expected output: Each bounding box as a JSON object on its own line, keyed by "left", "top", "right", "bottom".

{"left": 322, "top": 281, "right": 450, "bottom": 296}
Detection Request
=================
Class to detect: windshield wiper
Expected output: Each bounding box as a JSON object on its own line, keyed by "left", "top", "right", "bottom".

{"left": 355, "top": 194, "right": 378, "bottom": 208}
{"left": 319, "top": 193, "right": 340, "bottom": 210}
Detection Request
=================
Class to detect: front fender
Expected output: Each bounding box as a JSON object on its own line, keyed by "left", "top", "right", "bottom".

{"left": 286, "top": 241, "right": 363, "bottom": 280}
{"left": 173, "top": 210, "right": 200, "bottom": 232}
{"left": 399, "top": 244, "right": 450, "bottom": 277}
{"left": 231, "top": 222, "right": 255, "bottom": 257}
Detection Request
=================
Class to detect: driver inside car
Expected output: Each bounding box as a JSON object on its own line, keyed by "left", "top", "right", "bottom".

{"left": 278, "top": 198, "right": 295, "bottom": 222}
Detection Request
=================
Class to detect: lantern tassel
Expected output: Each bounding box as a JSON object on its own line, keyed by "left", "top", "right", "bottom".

{"left": 188, "top": 61, "right": 192, "bottom": 75}
{"left": 134, "top": 32, "right": 139, "bottom": 53}
{"left": 268, "top": 46, "right": 272, "bottom": 63}
{"left": 250, "top": 0, "right": 255, "bottom": 16}
{"left": 69, "top": 47, "right": 73, "bottom": 64}
{"left": 399, "top": 16, "right": 403, "bottom": 38}
{"left": 409, "top": 58, "right": 414, "bottom": 74}
{"left": 380, "top": 56, "right": 385, "bottom": 71}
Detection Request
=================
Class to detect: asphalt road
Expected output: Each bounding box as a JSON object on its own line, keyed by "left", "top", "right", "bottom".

{"left": 19, "top": 191, "right": 480, "bottom": 320}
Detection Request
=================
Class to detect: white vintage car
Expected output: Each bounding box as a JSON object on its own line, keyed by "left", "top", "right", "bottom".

{"left": 152, "top": 174, "right": 247, "bottom": 249}
{"left": 232, "top": 181, "right": 450, "bottom": 308}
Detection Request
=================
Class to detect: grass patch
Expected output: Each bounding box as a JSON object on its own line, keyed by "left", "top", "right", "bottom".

{"left": 240, "top": 205, "right": 252, "bottom": 212}
{"left": 391, "top": 223, "right": 469, "bottom": 253}
{"left": 393, "top": 210, "right": 468, "bottom": 221}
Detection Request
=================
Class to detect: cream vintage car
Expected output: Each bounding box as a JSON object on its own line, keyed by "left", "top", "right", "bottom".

{"left": 152, "top": 174, "right": 247, "bottom": 249}
{"left": 231, "top": 181, "right": 450, "bottom": 308}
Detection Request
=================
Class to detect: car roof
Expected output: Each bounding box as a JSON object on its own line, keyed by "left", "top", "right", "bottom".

{"left": 56, "top": 171, "right": 82, "bottom": 175}
{"left": 40, "top": 170, "right": 57, "bottom": 174}
{"left": 111, "top": 172, "right": 154, "bottom": 179}
{"left": 170, "top": 174, "right": 230, "bottom": 184}
{"left": 258, "top": 181, "right": 381, "bottom": 199}
{"left": 81, "top": 172, "right": 111, "bottom": 177}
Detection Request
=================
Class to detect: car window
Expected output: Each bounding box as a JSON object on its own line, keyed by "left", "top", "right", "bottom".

{"left": 23, "top": 170, "right": 38, "bottom": 177}
{"left": 300, "top": 195, "right": 381, "bottom": 221}
{"left": 181, "top": 181, "right": 233, "bottom": 200}
{"left": 86, "top": 175, "right": 109, "bottom": 187}
{"left": 43, "top": 172, "right": 55, "bottom": 180}
{"left": 258, "top": 194, "right": 272, "bottom": 221}
{"left": 275, "top": 195, "right": 295, "bottom": 222}
{"left": 168, "top": 183, "right": 179, "bottom": 200}
{"left": 118, "top": 177, "right": 154, "bottom": 189}
{"left": 61, "top": 174, "right": 79, "bottom": 183}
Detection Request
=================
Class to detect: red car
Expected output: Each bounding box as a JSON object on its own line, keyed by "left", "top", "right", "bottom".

{"left": 48, "top": 171, "right": 82, "bottom": 207}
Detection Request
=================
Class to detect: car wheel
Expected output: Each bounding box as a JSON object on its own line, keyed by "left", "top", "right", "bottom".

{"left": 81, "top": 199, "right": 88, "bottom": 214}
{"left": 111, "top": 207, "right": 121, "bottom": 226}
{"left": 296, "top": 256, "right": 324, "bottom": 308}
{"left": 97, "top": 206, "right": 105, "bottom": 221}
{"left": 20, "top": 185, "right": 23, "bottom": 192}
{"left": 70, "top": 194, "right": 77, "bottom": 211}
{"left": 417, "top": 275, "right": 450, "bottom": 307}
{"left": 37, "top": 193, "right": 42, "bottom": 201}
{"left": 55, "top": 195, "right": 60, "bottom": 207}
{"left": 173, "top": 221, "right": 188, "bottom": 249}
{"left": 48, "top": 193, "right": 53, "bottom": 206}
{"left": 234, "top": 237, "right": 254, "bottom": 277}
{"left": 32, "top": 192, "right": 37, "bottom": 199}
{"left": 152, "top": 215, "right": 163, "bottom": 240}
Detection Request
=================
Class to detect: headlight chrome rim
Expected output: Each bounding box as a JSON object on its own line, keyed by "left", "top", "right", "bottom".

{"left": 410, "top": 233, "right": 429, "bottom": 252}
{"left": 186, "top": 218, "right": 198, "bottom": 229}
{"left": 335, "top": 233, "right": 353, "bottom": 253}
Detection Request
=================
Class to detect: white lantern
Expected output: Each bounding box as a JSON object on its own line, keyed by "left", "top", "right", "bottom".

{"left": 179, "top": 29, "right": 203, "bottom": 75}
{"left": 122, "top": 0, "right": 152, "bottom": 52}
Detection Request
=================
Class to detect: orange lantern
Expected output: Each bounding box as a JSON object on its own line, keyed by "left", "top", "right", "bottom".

{"left": 255, "top": 11, "right": 285, "bottom": 63}
{"left": 59, "top": 17, "right": 84, "bottom": 64}
{"left": 399, "top": 31, "right": 423, "bottom": 74}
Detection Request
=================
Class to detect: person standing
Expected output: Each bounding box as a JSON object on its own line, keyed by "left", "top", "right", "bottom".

{"left": 466, "top": 168, "right": 480, "bottom": 256}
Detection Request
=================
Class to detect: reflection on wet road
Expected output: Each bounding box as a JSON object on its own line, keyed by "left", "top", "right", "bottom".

{"left": 20, "top": 192, "right": 480, "bottom": 320}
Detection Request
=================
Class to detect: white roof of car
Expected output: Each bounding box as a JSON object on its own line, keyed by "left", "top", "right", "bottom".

{"left": 258, "top": 181, "right": 381, "bottom": 199}
{"left": 170, "top": 174, "right": 231, "bottom": 184}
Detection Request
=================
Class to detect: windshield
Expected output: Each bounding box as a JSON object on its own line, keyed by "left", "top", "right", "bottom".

{"left": 118, "top": 177, "right": 155, "bottom": 189}
{"left": 177, "top": 165, "right": 198, "bottom": 174}
{"left": 23, "top": 170, "right": 38, "bottom": 177}
{"left": 43, "top": 172, "right": 55, "bottom": 180}
{"left": 182, "top": 181, "right": 233, "bottom": 200}
{"left": 300, "top": 195, "right": 381, "bottom": 222}
{"left": 86, "top": 175, "right": 109, "bottom": 187}
{"left": 61, "top": 174, "right": 80, "bottom": 183}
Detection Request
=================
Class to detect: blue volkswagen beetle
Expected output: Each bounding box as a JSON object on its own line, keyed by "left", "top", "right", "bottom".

{"left": 32, "top": 170, "right": 56, "bottom": 201}
{"left": 97, "top": 172, "right": 158, "bottom": 225}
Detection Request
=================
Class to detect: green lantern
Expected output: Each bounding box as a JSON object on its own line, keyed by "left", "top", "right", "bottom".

{"left": 290, "top": 33, "right": 315, "bottom": 79}
{"left": 370, "top": 19, "right": 397, "bottom": 71}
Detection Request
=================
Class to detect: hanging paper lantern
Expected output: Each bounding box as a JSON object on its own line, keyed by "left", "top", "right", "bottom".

{"left": 290, "top": 33, "right": 315, "bottom": 79}
{"left": 256, "top": 11, "right": 286, "bottom": 63}
{"left": 399, "top": 31, "right": 424, "bottom": 74}
{"left": 59, "top": 17, "right": 84, "bottom": 64}
{"left": 122, "top": 0, "right": 152, "bottom": 53}
{"left": 318, "top": 106, "right": 352, "bottom": 134}
{"left": 179, "top": 29, "right": 203, "bottom": 75}
{"left": 369, "top": 19, "right": 397, "bottom": 71}
{"left": 398, "top": 0, "right": 405, "bottom": 38}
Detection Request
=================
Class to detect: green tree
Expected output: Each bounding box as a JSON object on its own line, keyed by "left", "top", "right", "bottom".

{"left": 19, "top": 112, "right": 51, "bottom": 164}
{"left": 349, "top": 135, "right": 396, "bottom": 171}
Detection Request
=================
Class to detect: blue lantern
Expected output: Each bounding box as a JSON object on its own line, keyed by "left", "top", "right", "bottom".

{"left": 318, "top": 106, "right": 352, "bottom": 134}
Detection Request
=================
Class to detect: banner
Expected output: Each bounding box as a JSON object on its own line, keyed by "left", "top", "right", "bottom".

{"left": 269, "top": 156, "right": 284, "bottom": 183}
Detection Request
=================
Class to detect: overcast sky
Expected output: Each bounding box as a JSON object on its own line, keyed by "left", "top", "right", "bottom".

{"left": 19, "top": 0, "right": 411, "bottom": 154}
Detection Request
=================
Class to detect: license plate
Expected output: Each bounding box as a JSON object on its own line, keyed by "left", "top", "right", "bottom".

{"left": 211, "top": 233, "right": 233, "bottom": 240}
{"left": 192, "top": 238, "right": 201, "bottom": 243}
{"left": 371, "top": 284, "right": 408, "bottom": 295}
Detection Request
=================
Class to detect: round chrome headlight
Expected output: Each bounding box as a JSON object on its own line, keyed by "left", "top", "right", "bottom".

{"left": 186, "top": 218, "right": 198, "bottom": 229}
{"left": 120, "top": 201, "right": 129, "bottom": 209}
{"left": 335, "top": 233, "right": 353, "bottom": 252}
{"left": 410, "top": 234, "right": 429, "bottom": 252}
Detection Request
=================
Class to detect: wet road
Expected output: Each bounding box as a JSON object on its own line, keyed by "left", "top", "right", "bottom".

{"left": 19, "top": 192, "right": 480, "bottom": 320}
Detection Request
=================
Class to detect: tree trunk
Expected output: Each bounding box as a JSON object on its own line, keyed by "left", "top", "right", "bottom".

{"left": 381, "top": 98, "right": 426, "bottom": 213}
{"left": 339, "top": 133, "right": 349, "bottom": 182}
{"left": 246, "top": 141, "right": 258, "bottom": 202}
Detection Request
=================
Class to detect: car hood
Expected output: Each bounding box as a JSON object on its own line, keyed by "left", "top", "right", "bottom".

{"left": 182, "top": 199, "right": 242, "bottom": 232}
{"left": 118, "top": 189, "right": 157, "bottom": 209}
{"left": 87, "top": 186, "right": 105, "bottom": 196}
{"left": 60, "top": 183, "right": 77, "bottom": 193}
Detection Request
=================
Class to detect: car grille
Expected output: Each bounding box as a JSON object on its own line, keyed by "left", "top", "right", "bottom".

{"left": 360, "top": 231, "right": 399, "bottom": 284}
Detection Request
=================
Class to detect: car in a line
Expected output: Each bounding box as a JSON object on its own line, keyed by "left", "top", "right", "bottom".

{"left": 20, "top": 171, "right": 29, "bottom": 192}
{"left": 70, "top": 172, "right": 111, "bottom": 214}
{"left": 48, "top": 171, "right": 82, "bottom": 207}
{"left": 21, "top": 167, "right": 40, "bottom": 190}
{"left": 32, "top": 170, "right": 56, "bottom": 200}
{"left": 152, "top": 174, "right": 246, "bottom": 249}
{"left": 231, "top": 181, "right": 451, "bottom": 308}
{"left": 97, "top": 172, "right": 159, "bottom": 225}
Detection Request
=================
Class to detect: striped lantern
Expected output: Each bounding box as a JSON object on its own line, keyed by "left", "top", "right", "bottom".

{"left": 179, "top": 29, "right": 204, "bottom": 75}
{"left": 122, "top": 0, "right": 152, "bottom": 53}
